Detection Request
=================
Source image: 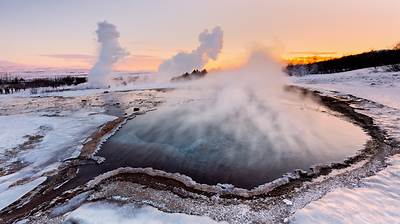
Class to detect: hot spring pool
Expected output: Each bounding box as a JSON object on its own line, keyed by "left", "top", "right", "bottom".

{"left": 95, "top": 97, "right": 368, "bottom": 189}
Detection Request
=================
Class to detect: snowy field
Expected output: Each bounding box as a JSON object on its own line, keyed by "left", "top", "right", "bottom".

{"left": 0, "top": 67, "right": 399, "bottom": 223}
{"left": 0, "top": 69, "right": 88, "bottom": 79}
{"left": 0, "top": 84, "right": 166, "bottom": 213}
{"left": 290, "top": 68, "right": 400, "bottom": 224}
{"left": 292, "top": 68, "right": 400, "bottom": 109}
{"left": 64, "top": 202, "right": 227, "bottom": 224}
{"left": 0, "top": 113, "right": 114, "bottom": 210}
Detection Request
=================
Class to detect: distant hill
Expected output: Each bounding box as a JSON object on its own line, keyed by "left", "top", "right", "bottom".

{"left": 286, "top": 49, "right": 400, "bottom": 76}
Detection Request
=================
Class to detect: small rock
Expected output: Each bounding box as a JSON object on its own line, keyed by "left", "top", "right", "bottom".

{"left": 133, "top": 107, "right": 140, "bottom": 112}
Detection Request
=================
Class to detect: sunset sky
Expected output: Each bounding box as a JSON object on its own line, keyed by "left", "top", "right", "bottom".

{"left": 1, "top": 0, "right": 399, "bottom": 71}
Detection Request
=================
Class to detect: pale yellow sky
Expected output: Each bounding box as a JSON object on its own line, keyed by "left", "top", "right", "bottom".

{"left": 0, "top": 0, "right": 399, "bottom": 71}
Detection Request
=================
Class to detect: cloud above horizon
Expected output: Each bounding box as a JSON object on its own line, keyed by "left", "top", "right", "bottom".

{"left": 0, "top": 53, "right": 163, "bottom": 72}
{"left": 118, "top": 54, "right": 163, "bottom": 71}
{"left": 42, "top": 53, "right": 163, "bottom": 71}
{"left": 41, "top": 54, "right": 95, "bottom": 61}
{"left": 287, "top": 51, "right": 337, "bottom": 56}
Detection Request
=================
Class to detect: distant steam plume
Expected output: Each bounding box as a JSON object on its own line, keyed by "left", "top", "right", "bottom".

{"left": 88, "top": 21, "right": 128, "bottom": 88}
{"left": 158, "top": 26, "right": 223, "bottom": 79}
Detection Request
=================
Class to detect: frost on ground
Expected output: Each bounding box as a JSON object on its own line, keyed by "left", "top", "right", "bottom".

{"left": 291, "top": 67, "right": 400, "bottom": 224}
{"left": 0, "top": 177, "right": 46, "bottom": 211}
{"left": 292, "top": 154, "right": 400, "bottom": 224}
{"left": 0, "top": 84, "right": 165, "bottom": 212}
{"left": 2, "top": 68, "right": 400, "bottom": 224}
{"left": 292, "top": 68, "right": 400, "bottom": 109}
{"left": 0, "top": 112, "right": 115, "bottom": 210}
{"left": 64, "top": 202, "right": 227, "bottom": 224}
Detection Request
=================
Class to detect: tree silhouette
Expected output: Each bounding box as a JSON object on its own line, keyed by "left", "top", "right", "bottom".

{"left": 286, "top": 48, "right": 400, "bottom": 76}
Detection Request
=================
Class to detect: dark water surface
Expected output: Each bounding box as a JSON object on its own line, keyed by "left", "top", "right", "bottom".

{"left": 95, "top": 100, "right": 368, "bottom": 189}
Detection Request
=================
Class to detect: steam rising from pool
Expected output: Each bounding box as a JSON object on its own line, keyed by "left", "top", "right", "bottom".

{"left": 159, "top": 50, "right": 338, "bottom": 155}
{"left": 101, "top": 50, "right": 367, "bottom": 188}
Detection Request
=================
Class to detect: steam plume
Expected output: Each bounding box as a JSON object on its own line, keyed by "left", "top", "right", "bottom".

{"left": 88, "top": 21, "right": 128, "bottom": 88}
{"left": 124, "top": 49, "right": 365, "bottom": 188}
{"left": 158, "top": 26, "right": 223, "bottom": 78}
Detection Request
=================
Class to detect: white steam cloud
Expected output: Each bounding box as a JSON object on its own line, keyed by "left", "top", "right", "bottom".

{"left": 158, "top": 26, "right": 223, "bottom": 78}
{"left": 88, "top": 21, "right": 128, "bottom": 88}
{"left": 127, "top": 49, "right": 366, "bottom": 187}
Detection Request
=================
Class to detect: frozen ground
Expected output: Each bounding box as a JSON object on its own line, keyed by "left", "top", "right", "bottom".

{"left": 0, "top": 112, "right": 115, "bottom": 210}
{"left": 290, "top": 67, "right": 400, "bottom": 223}
{"left": 292, "top": 154, "right": 400, "bottom": 224}
{"left": 0, "top": 84, "right": 166, "bottom": 214}
{"left": 64, "top": 202, "right": 227, "bottom": 224}
{"left": 1, "top": 68, "right": 399, "bottom": 223}
{"left": 292, "top": 68, "right": 400, "bottom": 109}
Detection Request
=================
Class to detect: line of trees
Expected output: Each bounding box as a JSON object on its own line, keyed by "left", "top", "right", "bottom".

{"left": 170, "top": 69, "right": 208, "bottom": 82}
{"left": 286, "top": 45, "right": 400, "bottom": 76}
{"left": 0, "top": 76, "right": 87, "bottom": 94}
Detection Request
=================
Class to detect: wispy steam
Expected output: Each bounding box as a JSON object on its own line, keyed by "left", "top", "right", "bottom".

{"left": 88, "top": 21, "right": 128, "bottom": 88}
{"left": 158, "top": 26, "right": 223, "bottom": 78}
{"left": 125, "top": 49, "right": 365, "bottom": 187}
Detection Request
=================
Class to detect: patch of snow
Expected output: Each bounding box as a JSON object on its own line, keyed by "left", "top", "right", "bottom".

{"left": 65, "top": 202, "right": 227, "bottom": 224}
{"left": 15, "top": 219, "right": 29, "bottom": 224}
{"left": 111, "top": 195, "right": 129, "bottom": 201}
{"left": 292, "top": 68, "right": 400, "bottom": 109}
{"left": 291, "top": 68, "right": 400, "bottom": 224}
{"left": 0, "top": 113, "right": 115, "bottom": 167}
{"left": 0, "top": 76, "right": 175, "bottom": 99}
{"left": 0, "top": 112, "right": 115, "bottom": 210}
{"left": 291, "top": 154, "right": 400, "bottom": 224}
{"left": 50, "top": 192, "right": 90, "bottom": 217}
{"left": 0, "top": 115, "right": 43, "bottom": 154}
{"left": 0, "top": 177, "right": 46, "bottom": 210}
{"left": 283, "top": 199, "right": 293, "bottom": 206}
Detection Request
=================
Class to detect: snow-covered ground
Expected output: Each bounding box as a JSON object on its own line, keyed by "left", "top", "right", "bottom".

{"left": 1, "top": 67, "right": 399, "bottom": 223}
{"left": 0, "top": 84, "right": 165, "bottom": 213}
{"left": 64, "top": 202, "right": 227, "bottom": 224}
{"left": 0, "top": 69, "right": 88, "bottom": 79}
{"left": 290, "top": 67, "right": 400, "bottom": 224}
{"left": 292, "top": 68, "right": 400, "bottom": 109}
{"left": 0, "top": 112, "right": 115, "bottom": 210}
{"left": 293, "top": 154, "right": 400, "bottom": 224}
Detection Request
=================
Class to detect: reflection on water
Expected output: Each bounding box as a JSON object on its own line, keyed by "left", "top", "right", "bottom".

{"left": 98, "top": 99, "right": 368, "bottom": 189}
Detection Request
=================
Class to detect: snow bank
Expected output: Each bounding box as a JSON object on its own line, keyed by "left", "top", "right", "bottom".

{"left": 292, "top": 68, "right": 400, "bottom": 109}
{"left": 65, "top": 202, "right": 227, "bottom": 224}
{"left": 291, "top": 67, "right": 400, "bottom": 224}
{"left": 0, "top": 112, "right": 115, "bottom": 210}
{"left": 50, "top": 192, "right": 90, "bottom": 217}
{"left": 0, "top": 115, "right": 44, "bottom": 154}
{"left": 0, "top": 113, "right": 115, "bottom": 167}
{"left": 0, "top": 177, "right": 46, "bottom": 210}
{"left": 292, "top": 154, "right": 400, "bottom": 224}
